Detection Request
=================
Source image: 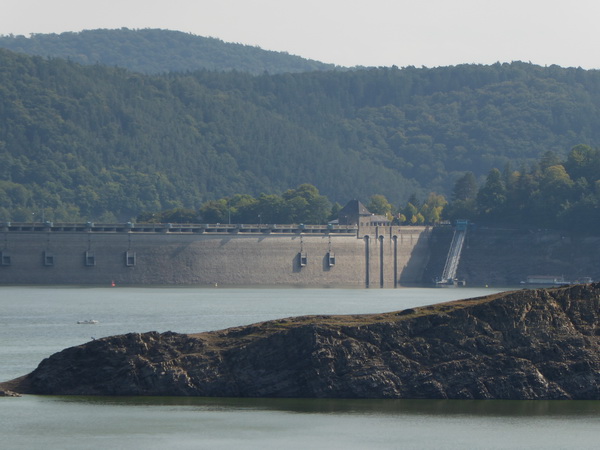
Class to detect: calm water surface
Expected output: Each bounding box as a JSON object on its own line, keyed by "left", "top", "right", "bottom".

{"left": 2, "top": 286, "right": 600, "bottom": 449}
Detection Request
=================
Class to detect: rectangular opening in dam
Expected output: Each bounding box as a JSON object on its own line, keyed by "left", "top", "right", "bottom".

{"left": 84, "top": 251, "right": 96, "bottom": 266}
{"left": 0, "top": 252, "right": 11, "bottom": 266}
{"left": 43, "top": 252, "right": 54, "bottom": 266}
{"left": 299, "top": 252, "right": 308, "bottom": 267}
{"left": 125, "top": 251, "right": 136, "bottom": 267}
{"left": 327, "top": 252, "right": 336, "bottom": 267}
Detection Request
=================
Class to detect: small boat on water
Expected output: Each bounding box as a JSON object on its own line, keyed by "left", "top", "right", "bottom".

{"left": 77, "top": 320, "right": 99, "bottom": 325}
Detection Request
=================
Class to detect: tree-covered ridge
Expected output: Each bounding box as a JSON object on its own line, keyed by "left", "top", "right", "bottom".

{"left": 0, "top": 48, "right": 414, "bottom": 222}
{"left": 1, "top": 48, "right": 600, "bottom": 225}
{"left": 444, "top": 145, "right": 600, "bottom": 234}
{"left": 0, "top": 28, "right": 338, "bottom": 75}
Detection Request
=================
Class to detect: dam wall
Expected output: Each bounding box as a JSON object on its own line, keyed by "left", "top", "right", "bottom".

{"left": 455, "top": 227, "right": 600, "bottom": 286}
{"left": 0, "top": 224, "right": 432, "bottom": 287}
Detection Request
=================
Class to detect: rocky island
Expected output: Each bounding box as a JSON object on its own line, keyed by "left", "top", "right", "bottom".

{"left": 3, "top": 283, "right": 600, "bottom": 399}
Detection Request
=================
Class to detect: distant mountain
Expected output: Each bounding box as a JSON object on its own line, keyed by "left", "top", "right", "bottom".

{"left": 0, "top": 28, "right": 339, "bottom": 75}
{"left": 1, "top": 47, "right": 600, "bottom": 223}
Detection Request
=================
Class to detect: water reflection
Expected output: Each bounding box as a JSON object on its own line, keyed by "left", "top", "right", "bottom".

{"left": 53, "top": 395, "right": 600, "bottom": 417}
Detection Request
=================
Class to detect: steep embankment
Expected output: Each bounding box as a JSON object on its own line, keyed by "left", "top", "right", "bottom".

{"left": 457, "top": 228, "right": 600, "bottom": 286}
{"left": 4, "top": 283, "right": 600, "bottom": 399}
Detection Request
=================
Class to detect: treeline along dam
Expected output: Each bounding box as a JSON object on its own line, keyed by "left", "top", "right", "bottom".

{"left": 0, "top": 223, "right": 432, "bottom": 286}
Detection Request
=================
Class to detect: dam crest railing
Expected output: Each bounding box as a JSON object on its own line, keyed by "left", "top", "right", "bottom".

{"left": 0, "top": 222, "right": 359, "bottom": 235}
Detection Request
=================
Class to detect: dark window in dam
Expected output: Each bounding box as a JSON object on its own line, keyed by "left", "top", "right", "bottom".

{"left": 125, "top": 251, "right": 136, "bottom": 267}
{"left": 84, "top": 251, "right": 96, "bottom": 267}
{"left": 327, "top": 252, "right": 336, "bottom": 267}
{"left": 0, "top": 252, "right": 11, "bottom": 266}
{"left": 299, "top": 252, "right": 308, "bottom": 267}
{"left": 43, "top": 252, "right": 54, "bottom": 266}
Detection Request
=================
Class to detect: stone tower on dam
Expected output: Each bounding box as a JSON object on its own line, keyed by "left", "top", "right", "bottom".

{"left": 0, "top": 222, "right": 432, "bottom": 287}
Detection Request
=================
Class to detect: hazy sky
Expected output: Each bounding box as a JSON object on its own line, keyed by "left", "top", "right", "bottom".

{"left": 3, "top": 0, "right": 600, "bottom": 69}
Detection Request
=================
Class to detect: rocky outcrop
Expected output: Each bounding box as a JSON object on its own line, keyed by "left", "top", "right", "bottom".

{"left": 0, "top": 389, "right": 21, "bottom": 397}
{"left": 4, "top": 283, "right": 600, "bottom": 399}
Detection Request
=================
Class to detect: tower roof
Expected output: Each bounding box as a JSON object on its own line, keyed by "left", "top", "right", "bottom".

{"left": 338, "top": 199, "right": 371, "bottom": 217}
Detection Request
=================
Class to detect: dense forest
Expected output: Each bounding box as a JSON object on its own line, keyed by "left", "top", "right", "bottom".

{"left": 0, "top": 29, "right": 338, "bottom": 75}
{"left": 183, "top": 186, "right": 447, "bottom": 227}
{"left": 444, "top": 145, "right": 600, "bottom": 233}
{"left": 139, "top": 183, "right": 335, "bottom": 225}
{"left": 181, "top": 145, "right": 600, "bottom": 235}
{"left": 1, "top": 35, "right": 600, "bottom": 228}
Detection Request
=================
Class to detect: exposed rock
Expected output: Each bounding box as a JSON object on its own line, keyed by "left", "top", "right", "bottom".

{"left": 0, "top": 389, "right": 22, "bottom": 397}
{"left": 3, "top": 283, "right": 600, "bottom": 399}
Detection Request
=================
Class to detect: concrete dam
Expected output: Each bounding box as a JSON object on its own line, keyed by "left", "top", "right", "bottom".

{"left": 0, "top": 223, "right": 433, "bottom": 287}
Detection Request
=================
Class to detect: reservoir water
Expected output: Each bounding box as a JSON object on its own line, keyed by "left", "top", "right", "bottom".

{"left": 2, "top": 286, "right": 600, "bottom": 449}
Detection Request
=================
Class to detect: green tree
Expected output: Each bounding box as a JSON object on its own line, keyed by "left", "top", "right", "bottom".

{"left": 229, "top": 194, "right": 258, "bottom": 223}
{"left": 406, "top": 193, "right": 421, "bottom": 209}
{"left": 451, "top": 172, "right": 478, "bottom": 202}
{"left": 444, "top": 172, "right": 478, "bottom": 221}
{"left": 477, "top": 168, "right": 506, "bottom": 219}
{"left": 329, "top": 202, "right": 342, "bottom": 221}
{"left": 565, "top": 144, "right": 600, "bottom": 182}
{"left": 402, "top": 203, "right": 419, "bottom": 224}
{"left": 254, "top": 194, "right": 285, "bottom": 223}
{"left": 281, "top": 184, "right": 331, "bottom": 224}
{"left": 505, "top": 171, "right": 538, "bottom": 224}
{"left": 367, "top": 194, "right": 393, "bottom": 218}
{"left": 159, "top": 208, "right": 198, "bottom": 223}
{"left": 532, "top": 164, "right": 575, "bottom": 227}
{"left": 541, "top": 165, "right": 574, "bottom": 197}
{"left": 420, "top": 193, "right": 447, "bottom": 224}
{"left": 539, "top": 150, "right": 562, "bottom": 170}
{"left": 199, "top": 199, "right": 229, "bottom": 223}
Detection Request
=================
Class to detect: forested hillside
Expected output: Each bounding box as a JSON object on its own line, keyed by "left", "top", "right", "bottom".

{"left": 1, "top": 47, "right": 600, "bottom": 223}
{"left": 0, "top": 29, "right": 337, "bottom": 75}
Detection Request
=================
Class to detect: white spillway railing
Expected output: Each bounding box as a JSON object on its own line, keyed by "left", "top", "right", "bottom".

{"left": 439, "top": 228, "right": 466, "bottom": 284}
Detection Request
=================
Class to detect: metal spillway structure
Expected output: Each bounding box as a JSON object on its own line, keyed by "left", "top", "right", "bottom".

{"left": 438, "top": 220, "right": 468, "bottom": 285}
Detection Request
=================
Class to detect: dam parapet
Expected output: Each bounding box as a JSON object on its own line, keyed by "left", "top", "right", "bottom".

{"left": 0, "top": 222, "right": 359, "bottom": 235}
